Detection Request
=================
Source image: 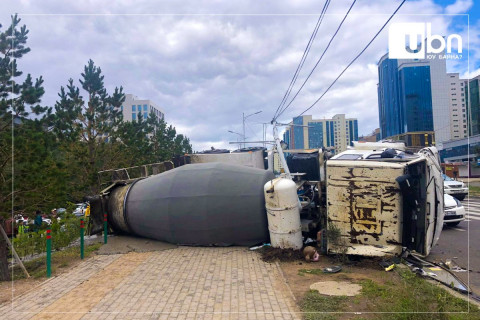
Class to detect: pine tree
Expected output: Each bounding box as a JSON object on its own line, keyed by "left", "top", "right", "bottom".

{"left": 0, "top": 14, "right": 54, "bottom": 281}
{"left": 52, "top": 60, "right": 125, "bottom": 196}
{"left": 0, "top": 14, "right": 52, "bottom": 213}
{"left": 116, "top": 111, "right": 155, "bottom": 166}
{"left": 150, "top": 117, "right": 192, "bottom": 160}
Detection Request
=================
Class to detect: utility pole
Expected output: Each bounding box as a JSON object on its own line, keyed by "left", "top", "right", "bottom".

{"left": 243, "top": 111, "right": 262, "bottom": 149}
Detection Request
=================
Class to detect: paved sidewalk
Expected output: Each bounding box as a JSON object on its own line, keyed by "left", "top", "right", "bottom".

{"left": 1, "top": 247, "right": 300, "bottom": 320}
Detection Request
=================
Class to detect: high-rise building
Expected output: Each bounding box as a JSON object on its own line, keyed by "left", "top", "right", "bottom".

{"left": 434, "top": 75, "right": 480, "bottom": 176}
{"left": 447, "top": 73, "right": 468, "bottom": 140}
{"left": 121, "top": 94, "right": 165, "bottom": 122}
{"left": 282, "top": 114, "right": 358, "bottom": 154}
{"left": 377, "top": 52, "right": 450, "bottom": 147}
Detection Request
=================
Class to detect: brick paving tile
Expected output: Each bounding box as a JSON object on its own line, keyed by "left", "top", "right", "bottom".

{"left": 0, "top": 254, "right": 121, "bottom": 319}
{"left": 2, "top": 247, "right": 301, "bottom": 320}
{"left": 87, "top": 247, "right": 300, "bottom": 319}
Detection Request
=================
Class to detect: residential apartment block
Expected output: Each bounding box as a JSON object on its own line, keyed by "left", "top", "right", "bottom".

{"left": 447, "top": 73, "right": 468, "bottom": 140}
{"left": 282, "top": 114, "right": 358, "bottom": 154}
{"left": 121, "top": 94, "right": 165, "bottom": 123}
{"left": 430, "top": 75, "right": 480, "bottom": 176}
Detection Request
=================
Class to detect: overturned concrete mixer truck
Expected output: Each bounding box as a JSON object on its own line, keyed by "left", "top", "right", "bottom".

{"left": 88, "top": 142, "right": 444, "bottom": 257}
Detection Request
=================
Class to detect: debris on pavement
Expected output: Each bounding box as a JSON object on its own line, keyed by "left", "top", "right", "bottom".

{"left": 249, "top": 243, "right": 271, "bottom": 251}
{"left": 405, "top": 253, "right": 470, "bottom": 294}
{"left": 379, "top": 256, "right": 401, "bottom": 271}
{"left": 303, "top": 246, "right": 320, "bottom": 262}
{"left": 442, "top": 259, "right": 468, "bottom": 272}
{"left": 304, "top": 237, "right": 316, "bottom": 245}
{"left": 322, "top": 265, "right": 342, "bottom": 273}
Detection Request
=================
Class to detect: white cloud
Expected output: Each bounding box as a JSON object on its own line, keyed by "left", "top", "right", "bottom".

{"left": 445, "top": 0, "right": 473, "bottom": 14}
{"left": 1, "top": 0, "right": 477, "bottom": 151}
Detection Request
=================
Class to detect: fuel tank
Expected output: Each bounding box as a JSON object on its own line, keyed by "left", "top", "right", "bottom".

{"left": 104, "top": 162, "right": 274, "bottom": 246}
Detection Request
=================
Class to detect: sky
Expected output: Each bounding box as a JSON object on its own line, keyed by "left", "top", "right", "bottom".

{"left": 2, "top": 0, "right": 479, "bottom": 152}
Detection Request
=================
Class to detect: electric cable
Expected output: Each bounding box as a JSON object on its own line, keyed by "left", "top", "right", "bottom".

{"left": 274, "top": 0, "right": 357, "bottom": 121}
{"left": 272, "top": 0, "right": 331, "bottom": 120}
{"left": 293, "top": 0, "right": 407, "bottom": 119}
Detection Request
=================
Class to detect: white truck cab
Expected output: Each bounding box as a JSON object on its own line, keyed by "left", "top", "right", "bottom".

{"left": 326, "top": 142, "right": 444, "bottom": 257}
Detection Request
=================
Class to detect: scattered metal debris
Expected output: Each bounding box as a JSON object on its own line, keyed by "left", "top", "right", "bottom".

{"left": 405, "top": 253, "right": 470, "bottom": 294}
{"left": 249, "top": 243, "right": 271, "bottom": 251}
{"left": 442, "top": 259, "right": 468, "bottom": 272}
{"left": 323, "top": 265, "right": 342, "bottom": 273}
{"left": 379, "top": 256, "right": 401, "bottom": 271}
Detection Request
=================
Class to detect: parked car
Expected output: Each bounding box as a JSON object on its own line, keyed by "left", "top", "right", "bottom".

{"left": 14, "top": 215, "right": 29, "bottom": 225}
{"left": 73, "top": 203, "right": 88, "bottom": 217}
{"left": 442, "top": 174, "right": 468, "bottom": 201}
{"left": 443, "top": 193, "right": 465, "bottom": 227}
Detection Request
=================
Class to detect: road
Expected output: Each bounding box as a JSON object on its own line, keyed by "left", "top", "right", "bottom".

{"left": 429, "top": 195, "right": 480, "bottom": 295}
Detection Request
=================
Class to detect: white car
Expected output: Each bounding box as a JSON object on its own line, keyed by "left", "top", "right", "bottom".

{"left": 442, "top": 174, "right": 468, "bottom": 201}
{"left": 443, "top": 193, "right": 465, "bottom": 227}
{"left": 14, "top": 215, "right": 28, "bottom": 225}
{"left": 73, "top": 203, "right": 88, "bottom": 217}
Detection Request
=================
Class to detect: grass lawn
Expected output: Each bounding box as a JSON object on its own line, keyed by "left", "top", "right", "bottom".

{"left": 469, "top": 185, "right": 480, "bottom": 196}
{"left": 300, "top": 268, "right": 479, "bottom": 320}
{"left": 11, "top": 243, "right": 102, "bottom": 280}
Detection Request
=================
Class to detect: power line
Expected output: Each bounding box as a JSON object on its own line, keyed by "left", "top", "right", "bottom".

{"left": 294, "top": 0, "right": 407, "bottom": 120}
{"left": 274, "top": 0, "right": 357, "bottom": 121}
{"left": 272, "top": 0, "right": 331, "bottom": 121}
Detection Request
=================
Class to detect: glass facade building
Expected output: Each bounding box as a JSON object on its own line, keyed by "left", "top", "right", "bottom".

{"left": 469, "top": 78, "right": 480, "bottom": 136}
{"left": 308, "top": 121, "right": 323, "bottom": 149}
{"left": 399, "top": 66, "right": 433, "bottom": 132}
{"left": 378, "top": 58, "right": 402, "bottom": 138}
{"left": 378, "top": 56, "right": 434, "bottom": 139}
{"left": 292, "top": 116, "right": 304, "bottom": 149}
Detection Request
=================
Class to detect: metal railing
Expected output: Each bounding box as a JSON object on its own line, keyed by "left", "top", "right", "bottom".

{"left": 97, "top": 161, "right": 174, "bottom": 186}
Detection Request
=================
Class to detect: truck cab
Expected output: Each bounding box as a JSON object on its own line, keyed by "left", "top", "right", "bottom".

{"left": 325, "top": 142, "right": 444, "bottom": 257}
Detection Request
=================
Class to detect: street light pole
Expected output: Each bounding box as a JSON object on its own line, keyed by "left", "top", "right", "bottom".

{"left": 243, "top": 112, "right": 245, "bottom": 149}
{"left": 228, "top": 130, "right": 244, "bottom": 150}
{"left": 242, "top": 110, "right": 262, "bottom": 149}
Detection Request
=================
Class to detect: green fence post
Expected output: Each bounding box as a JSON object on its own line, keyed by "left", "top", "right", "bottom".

{"left": 104, "top": 213, "right": 108, "bottom": 244}
{"left": 80, "top": 218, "right": 84, "bottom": 259}
{"left": 46, "top": 229, "right": 52, "bottom": 278}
